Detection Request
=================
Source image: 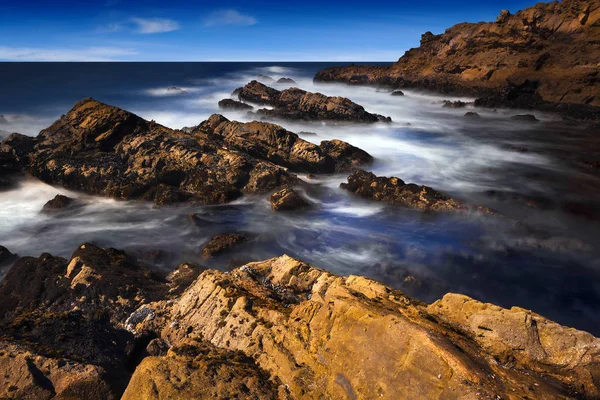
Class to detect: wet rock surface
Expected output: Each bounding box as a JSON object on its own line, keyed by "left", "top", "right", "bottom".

{"left": 218, "top": 98, "right": 254, "bottom": 110}
{"left": 41, "top": 194, "right": 77, "bottom": 213}
{"left": 201, "top": 233, "right": 250, "bottom": 260}
{"left": 340, "top": 169, "right": 489, "bottom": 212}
{"left": 269, "top": 188, "right": 310, "bottom": 211}
{"left": 236, "top": 80, "right": 391, "bottom": 123}
{"left": 0, "top": 244, "right": 599, "bottom": 399}
{"left": 194, "top": 114, "right": 373, "bottom": 173}
{"left": 314, "top": 0, "right": 600, "bottom": 119}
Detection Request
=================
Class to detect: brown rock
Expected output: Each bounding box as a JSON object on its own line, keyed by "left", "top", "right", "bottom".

{"left": 166, "top": 262, "right": 205, "bottom": 295}
{"left": 122, "top": 340, "right": 283, "bottom": 400}
{"left": 41, "top": 194, "right": 76, "bottom": 213}
{"left": 237, "top": 80, "right": 391, "bottom": 123}
{"left": 319, "top": 139, "right": 373, "bottom": 172}
{"left": 340, "top": 169, "right": 473, "bottom": 212}
{"left": 314, "top": 0, "right": 600, "bottom": 119}
{"left": 218, "top": 98, "right": 254, "bottom": 111}
{"left": 269, "top": 188, "right": 310, "bottom": 211}
{"left": 201, "top": 233, "right": 249, "bottom": 260}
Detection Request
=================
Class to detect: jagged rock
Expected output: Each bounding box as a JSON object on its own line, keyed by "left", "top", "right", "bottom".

{"left": 314, "top": 0, "right": 600, "bottom": 119}
{"left": 340, "top": 170, "right": 492, "bottom": 213}
{"left": 122, "top": 340, "right": 283, "bottom": 400}
{"left": 276, "top": 77, "right": 297, "bottom": 84}
{"left": 237, "top": 80, "right": 391, "bottom": 123}
{"left": 218, "top": 98, "right": 254, "bottom": 111}
{"left": 166, "top": 262, "right": 205, "bottom": 295}
{"left": 194, "top": 114, "right": 372, "bottom": 173}
{"left": 5, "top": 98, "right": 300, "bottom": 205}
{"left": 128, "top": 255, "right": 598, "bottom": 399}
{"left": 464, "top": 111, "right": 481, "bottom": 118}
{"left": 201, "top": 234, "right": 249, "bottom": 260}
{"left": 391, "top": 90, "right": 405, "bottom": 96}
{"left": 511, "top": 114, "right": 539, "bottom": 122}
{"left": 41, "top": 194, "right": 77, "bottom": 213}
{"left": 269, "top": 188, "right": 310, "bottom": 211}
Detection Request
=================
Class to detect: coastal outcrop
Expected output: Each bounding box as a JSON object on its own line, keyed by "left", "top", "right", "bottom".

{"left": 235, "top": 80, "right": 391, "bottom": 122}
{"left": 269, "top": 188, "right": 310, "bottom": 211}
{"left": 218, "top": 98, "right": 254, "bottom": 111}
{"left": 314, "top": 0, "right": 600, "bottom": 119}
{"left": 341, "top": 170, "right": 492, "bottom": 213}
{"left": 0, "top": 99, "right": 371, "bottom": 205}
{"left": 41, "top": 194, "right": 77, "bottom": 213}
{"left": 201, "top": 233, "right": 249, "bottom": 259}
{"left": 1, "top": 244, "right": 599, "bottom": 399}
{"left": 193, "top": 114, "right": 373, "bottom": 173}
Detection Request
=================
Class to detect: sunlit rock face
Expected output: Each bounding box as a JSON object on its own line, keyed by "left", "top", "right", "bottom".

{"left": 315, "top": 0, "right": 600, "bottom": 118}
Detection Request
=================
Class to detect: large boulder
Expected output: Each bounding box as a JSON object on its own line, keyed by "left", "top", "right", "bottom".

{"left": 195, "top": 114, "right": 372, "bottom": 173}
{"left": 237, "top": 80, "right": 391, "bottom": 123}
{"left": 314, "top": 0, "right": 600, "bottom": 119}
{"left": 201, "top": 233, "right": 249, "bottom": 260}
{"left": 269, "top": 188, "right": 310, "bottom": 211}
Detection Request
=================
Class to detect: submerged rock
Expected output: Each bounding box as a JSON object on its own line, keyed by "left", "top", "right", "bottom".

{"left": 257, "top": 74, "right": 274, "bottom": 83}
{"left": 391, "top": 90, "right": 405, "bottom": 96}
{"left": 237, "top": 80, "right": 391, "bottom": 123}
{"left": 464, "top": 111, "right": 481, "bottom": 118}
{"left": 276, "top": 77, "right": 297, "bottom": 84}
{"left": 313, "top": 0, "right": 600, "bottom": 119}
{"left": 201, "top": 233, "right": 249, "bottom": 260}
{"left": 511, "top": 114, "right": 539, "bottom": 122}
{"left": 217, "top": 98, "right": 254, "bottom": 111}
{"left": 269, "top": 188, "right": 310, "bottom": 211}
{"left": 341, "top": 169, "right": 474, "bottom": 212}
{"left": 442, "top": 100, "right": 470, "bottom": 109}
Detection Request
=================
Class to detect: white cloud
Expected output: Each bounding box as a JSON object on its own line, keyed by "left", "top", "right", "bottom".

{"left": 0, "top": 46, "right": 138, "bottom": 61}
{"left": 131, "top": 17, "right": 181, "bottom": 34}
{"left": 203, "top": 9, "right": 257, "bottom": 27}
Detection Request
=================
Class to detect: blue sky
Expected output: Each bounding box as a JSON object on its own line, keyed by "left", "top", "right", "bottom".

{"left": 0, "top": 0, "right": 541, "bottom": 61}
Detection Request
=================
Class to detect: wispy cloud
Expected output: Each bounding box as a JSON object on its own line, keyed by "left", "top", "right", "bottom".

{"left": 131, "top": 17, "right": 180, "bottom": 34}
{"left": 203, "top": 9, "right": 257, "bottom": 27}
{"left": 0, "top": 46, "right": 138, "bottom": 61}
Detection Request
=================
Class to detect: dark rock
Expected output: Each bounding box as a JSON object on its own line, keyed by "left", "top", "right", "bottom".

{"left": 443, "top": 100, "right": 470, "bottom": 109}
{"left": 201, "top": 234, "right": 249, "bottom": 260}
{"left": 237, "top": 80, "right": 391, "bottom": 123}
{"left": 218, "top": 99, "right": 254, "bottom": 111}
{"left": 511, "top": 114, "right": 539, "bottom": 122}
{"left": 298, "top": 131, "right": 317, "bottom": 136}
{"left": 257, "top": 74, "right": 274, "bottom": 83}
{"left": 41, "top": 194, "right": 77, "bottom": 213}
{"left": 194, "top": 114, "right": 372, "bottom": 173}
{"left": 0, "top": 246, "right": 17, "bottom": 267}
{"left": 166, "top": 262, "right": 205, "bottom": 295}
{"left": 464, "top": 112, "right": 481, "bottom": 118}
{"left": 18, "top": 98, "right": 300, "bottom": 205}
{"left": 340, "top": 170, "right": 493, "bottom": 213}
{"left": 277, "top": 77, "right": 297, "bottom": 84}
{"left": 145, "top": 338, "right": 170, "bottom": 357}
{"left": 391, "top": 90, "right": 405, "bottom": 96}
{"left": 269, "top": 188, "right": 310, "bottom": 211}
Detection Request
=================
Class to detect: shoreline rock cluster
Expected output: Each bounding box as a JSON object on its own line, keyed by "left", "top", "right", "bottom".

{"left": 0, "top": 243, "right": 598, "bottom": 399}
{"left": 314, "top": 0, "right": 600, "bottom": 120}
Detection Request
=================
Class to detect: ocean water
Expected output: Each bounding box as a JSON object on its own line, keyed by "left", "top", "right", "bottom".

{"left": 1, "top": 62, "right": 600, "bottom": 334}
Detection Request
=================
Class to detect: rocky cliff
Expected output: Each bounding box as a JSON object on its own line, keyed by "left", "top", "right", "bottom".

{"left": 1, "top": 244, "right": 599, "bottom": 399}
{"left": 315, "top": 0, "right": 600, "bottom": 118}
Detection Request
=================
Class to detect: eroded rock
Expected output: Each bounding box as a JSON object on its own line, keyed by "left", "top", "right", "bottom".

{"left": 269, "top": 188, "right": 310, "bottom": 211}
{"left": 41, "top": 194, "right": 77, "bottom": 213}
{"left": 218, "top": 99, "right": 254, "bottom": 111}
{"left": 201, "top": 233, "right": 250, "bottom": 260}
{"left": 237, "top": 80, "right": 391, "bottom": 123}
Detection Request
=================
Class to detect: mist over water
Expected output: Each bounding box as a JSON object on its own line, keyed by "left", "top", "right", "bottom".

{"left": 1, "top": 63, "right": 600, "bottom": 334}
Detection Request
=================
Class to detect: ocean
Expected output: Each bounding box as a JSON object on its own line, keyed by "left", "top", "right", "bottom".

{"left": 1, "top": 62, "right": 600, "bottom": 334}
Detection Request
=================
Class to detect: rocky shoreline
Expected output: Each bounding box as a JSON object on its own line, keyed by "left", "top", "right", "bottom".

{"left": 0, "top": 243, "right": 598, "bottom": 399}
{"left": 314, "top": 0, "right": 600, "bottom": 120}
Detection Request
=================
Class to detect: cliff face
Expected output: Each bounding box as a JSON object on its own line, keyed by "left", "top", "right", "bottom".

{"left": 315, "top": 0, "right": 600, "bottom": 115}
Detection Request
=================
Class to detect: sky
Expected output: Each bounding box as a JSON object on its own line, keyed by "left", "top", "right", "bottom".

{"left": 0, "top": 0, "right": 542, "bottom": 61}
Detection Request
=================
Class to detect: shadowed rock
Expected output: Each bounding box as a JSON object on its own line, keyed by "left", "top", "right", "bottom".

{"left": 269, "top": 188, "right": 310, "bottom": 211}
{"left": 201, "top": 234, "right": 249, "bottom": 260}
{"left": 276, "top": 77, "right": 297, "bottom": 84}
{"left": 237, "top": 80, "right": 391, "bottom": 123}
{"left": 511, "top": 114, "right": 539, "bottom": 122}
{"left": 0, "top": 246, "right": 17, "bottom": 267}
{"left": 340, "top": 169, "right": 492, "bottom": 213}
{"left": 41, "top": 194, "right": 77, "bottom": 213}
{"left": 464, "top": 112, "right": 481, "bottom": 118}
{"left": 218, "top": 99, "right": 254, "bottom": 111}
{"left": 391, "top": 90, "right": 405, "bottom": 96}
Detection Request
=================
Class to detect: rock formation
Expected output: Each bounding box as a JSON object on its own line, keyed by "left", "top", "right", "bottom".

{"left": 276, "top": 77, "right": 297, "bottom": 84}
{"left": 0, "top": 99, "right": 371, "bottom": 205}
{"left": 1, "top": 243, "right": 599, "bottom": 399}
{"left": 42, "top": 194, "right": 77, "bottom": 213}
{"left": 235, "top": 80, "right": 391, "bottom": 122}
{"left": 193, "top": 114, "right": 373, "bottom": 173}
{"left": 314, "top": 0, "right": 600, "bottom": 119}
{"left": 269, "top": 188, "right": 310, "bottom": 211}
{"left": 341, "top": 169, "right": 492, "bottom": 213}
{"left": 218, "top": 98, "right": 254, "bottom": 111}
{"left": 201, "top": 233, "right": 249, "bottom": 259}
